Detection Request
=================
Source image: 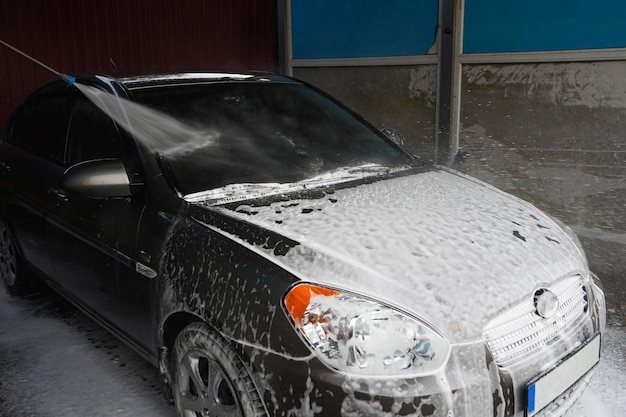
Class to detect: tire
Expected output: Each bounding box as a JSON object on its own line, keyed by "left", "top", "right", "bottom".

{"left": 0, "top": 218, "right": 31, "bottom": 295}
{"left": 172, "top": 322, "right": 266, "bottom": 417}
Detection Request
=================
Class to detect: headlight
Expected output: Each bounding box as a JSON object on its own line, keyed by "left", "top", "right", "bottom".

{"left": 590, "top": 273, "right": 607, "bottom": 332}
{"left": 284, "top": 283, "right": 450, "bottom": 377}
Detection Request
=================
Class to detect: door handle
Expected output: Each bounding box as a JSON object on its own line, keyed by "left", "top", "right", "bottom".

{"left": 48, "top": 188, "right": 69, "bottom": 202}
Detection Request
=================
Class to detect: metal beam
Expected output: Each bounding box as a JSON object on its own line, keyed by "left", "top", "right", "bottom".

{"left": 435, "top": 0, "right": 463, "bottom": 165}
{"left": 276, "top": 0, "right": 289, "bottom": 75}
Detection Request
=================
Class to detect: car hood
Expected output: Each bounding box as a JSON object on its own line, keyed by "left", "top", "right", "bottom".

{"left": 205, "top": 167, "right": 588, "bottom": 343}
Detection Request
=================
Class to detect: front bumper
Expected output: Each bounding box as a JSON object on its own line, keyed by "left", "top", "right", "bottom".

{"left": 248, "top": 275, "right": 606, "bottom": 417}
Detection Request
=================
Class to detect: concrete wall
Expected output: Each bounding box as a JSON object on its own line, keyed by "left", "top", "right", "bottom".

{"left": 455, "top": 61, "right": 626, "bottom": 235}
{"left": 293, "top": 65, "right": 438, "bottom": 158}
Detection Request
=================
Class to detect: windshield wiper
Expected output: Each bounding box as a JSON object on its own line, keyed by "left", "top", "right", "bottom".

{"left": 184, "top": 182, "right": 287, "bottom": 203}
{"left": 297, "top": 163, "right": 397, "bottom": 187}
{"left": 184, "top": 163, "right": 411, "bottom": 205}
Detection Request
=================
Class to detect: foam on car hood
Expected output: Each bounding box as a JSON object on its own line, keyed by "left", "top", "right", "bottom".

{"left": 210, "top": 167, "right": 587, "bottom": 342}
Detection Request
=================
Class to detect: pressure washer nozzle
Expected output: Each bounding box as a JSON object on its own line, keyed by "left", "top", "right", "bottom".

{"left": 64, "top": 75, "right": 76, "bottom": 86}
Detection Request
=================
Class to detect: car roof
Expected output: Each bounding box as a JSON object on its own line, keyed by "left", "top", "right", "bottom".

{"left": 119, "top": 72, "right": 296, "bottom": 89}
{"left": 64, "top": 71, "right": 299, "bottom": 91}
{"left": 21, "top": 72, "right": 303, "bottom": 106}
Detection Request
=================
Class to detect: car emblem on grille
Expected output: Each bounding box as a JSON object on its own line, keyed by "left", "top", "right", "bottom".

{"left": 533, "top": 288, "right": 559, "bottom": 318}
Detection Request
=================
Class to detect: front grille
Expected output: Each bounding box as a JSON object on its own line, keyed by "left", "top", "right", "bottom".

{"left": 484, "top": 275, "right": 588, "bottom": 368}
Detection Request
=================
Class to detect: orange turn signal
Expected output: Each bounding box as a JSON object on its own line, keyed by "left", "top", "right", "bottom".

{"left": 284, "top": 284, "right": 339, "bottom": 325}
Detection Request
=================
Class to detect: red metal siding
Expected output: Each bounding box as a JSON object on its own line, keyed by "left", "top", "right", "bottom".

{"left": 0, "top": 0, "right": 277, "bottom": 127}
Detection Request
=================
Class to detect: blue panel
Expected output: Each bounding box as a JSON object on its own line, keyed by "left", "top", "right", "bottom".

{"left": 527, "top": 384, "right": 536, "bottom": 414}
{"left": 292, "top": 0, "right": 439, "bottom": 59}
{"left": 464, "top": 0, "right": 626, "bottom": 53}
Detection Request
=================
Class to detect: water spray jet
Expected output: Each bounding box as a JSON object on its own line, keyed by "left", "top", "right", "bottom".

{"left": 0, "top": 39, "right": 216, "bottom": 158}
{"left": 0, "top": 39, "right": 76, "bottom": 86}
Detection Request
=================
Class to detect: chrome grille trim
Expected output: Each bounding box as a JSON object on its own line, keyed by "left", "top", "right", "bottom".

{"left": 484, "top": 275, "right": 588, "bottom": 368}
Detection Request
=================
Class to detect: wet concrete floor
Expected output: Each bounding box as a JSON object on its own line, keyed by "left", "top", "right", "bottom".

{"left": 0, "top": 285, "right": 175, "bottom": 417}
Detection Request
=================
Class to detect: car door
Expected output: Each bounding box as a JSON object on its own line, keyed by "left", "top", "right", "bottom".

{"left": 0, "top": 82, "right": 70, "bottom": 280}
{"left": 45, "top": 91, "right": 155, "bottom": 355}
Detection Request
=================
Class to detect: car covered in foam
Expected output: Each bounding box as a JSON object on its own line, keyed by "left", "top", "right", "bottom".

{"left": 0, "top": 72, "right": 606, "bottom": 417}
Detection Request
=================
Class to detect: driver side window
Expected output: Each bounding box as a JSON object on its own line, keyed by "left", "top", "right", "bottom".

{"left": 67, "top": 95, "right": 125, "bottom": 165}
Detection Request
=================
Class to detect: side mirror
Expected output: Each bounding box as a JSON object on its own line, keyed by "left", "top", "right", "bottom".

{"left": 61, "top": 159, "right": 132, "bottom": 198}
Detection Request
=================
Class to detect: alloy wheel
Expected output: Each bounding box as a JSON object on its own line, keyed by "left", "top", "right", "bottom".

{"left": 176, "top": 350, "right": 242, "bottom": 417}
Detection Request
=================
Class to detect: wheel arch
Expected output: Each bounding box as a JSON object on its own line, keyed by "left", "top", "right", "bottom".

{"left": 160, "top": 310, "right": 204, "bottom": 352}
{"left": 158, "top": 310, "right": 205, "bottom": 403}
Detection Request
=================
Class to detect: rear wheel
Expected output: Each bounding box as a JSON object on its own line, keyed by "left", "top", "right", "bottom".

{"left": 0, "top": 218, "right": 31, "bottom": 295}
{"left": 172, "top": 322, "right": 266, "bottom": 417}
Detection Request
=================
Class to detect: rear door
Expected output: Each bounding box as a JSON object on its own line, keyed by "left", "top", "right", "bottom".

{"left": 45, "top": 91, "right": 155, "bottom": 355}
{"left": 0, "top": 82, "right": 70, "bottom": 279}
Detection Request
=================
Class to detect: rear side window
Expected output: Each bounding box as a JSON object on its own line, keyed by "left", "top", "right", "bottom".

{"left": 8, "top": 84, "right": 69, "bottom": 161}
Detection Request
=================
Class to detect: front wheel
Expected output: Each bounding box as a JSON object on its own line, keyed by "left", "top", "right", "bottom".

{"left": 172, "top": 322, "right": 266, "bottom": 417}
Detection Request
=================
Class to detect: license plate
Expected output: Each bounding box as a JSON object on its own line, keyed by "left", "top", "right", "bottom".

{"left": 526, "top": 334, "right": 600, "bottom": 416}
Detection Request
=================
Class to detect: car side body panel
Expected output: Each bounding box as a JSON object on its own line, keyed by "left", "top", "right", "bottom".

{"left": 0, "top": 144, "right": 57, "bottom": 278}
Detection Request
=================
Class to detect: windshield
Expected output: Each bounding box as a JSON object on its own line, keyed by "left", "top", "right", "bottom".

{"left": 131, "top": 81, "right": 412, "bottom": 196}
